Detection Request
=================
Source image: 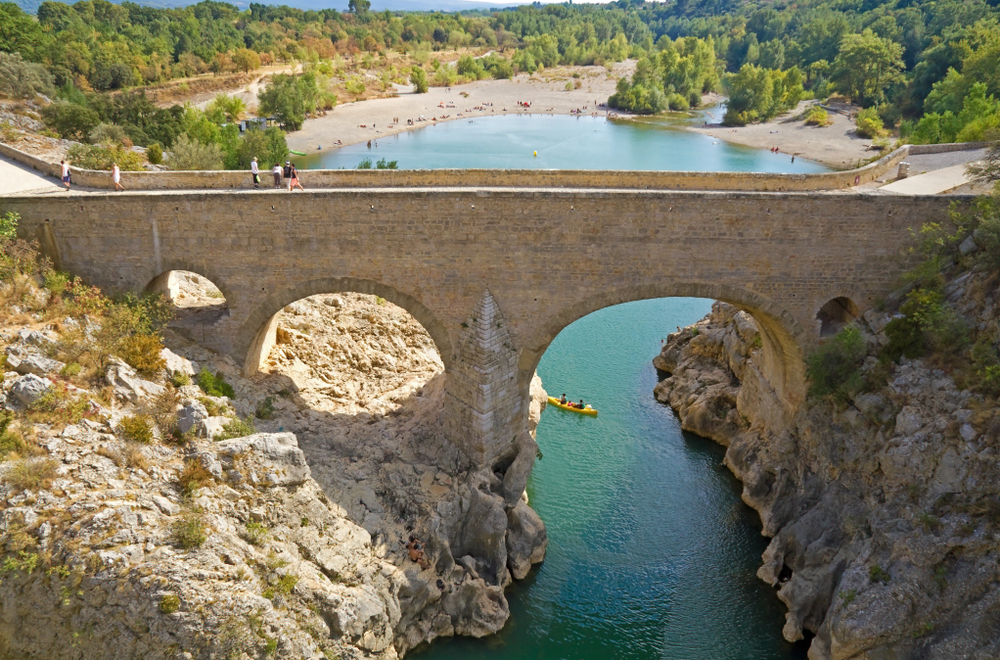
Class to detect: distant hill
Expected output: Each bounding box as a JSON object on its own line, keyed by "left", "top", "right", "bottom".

{"left": 12, "top": 0, "right": 538, "bottom": 15}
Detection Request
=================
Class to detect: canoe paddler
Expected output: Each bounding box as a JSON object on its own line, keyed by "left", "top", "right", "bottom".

{"left": 560, "top": 393, "right": 567, "bottom": 405}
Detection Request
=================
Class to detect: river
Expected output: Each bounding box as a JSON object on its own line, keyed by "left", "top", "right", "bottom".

{"left": 312, "top": 115, "right": 812, "bottom": 659}
{"left": 417, "top": 299, "right": 808, "bottom": 660}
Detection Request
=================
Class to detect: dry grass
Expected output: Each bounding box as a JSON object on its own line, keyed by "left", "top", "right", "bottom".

{"left": 177, "top": 459, "right": 214, "bottom": 497}
{"left": 2, "top": 457, "right": 59, "bottom": 493}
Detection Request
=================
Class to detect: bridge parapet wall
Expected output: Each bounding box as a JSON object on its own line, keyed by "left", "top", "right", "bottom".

{"left": 3, "top": 141, "right": 987, "bottom": 193}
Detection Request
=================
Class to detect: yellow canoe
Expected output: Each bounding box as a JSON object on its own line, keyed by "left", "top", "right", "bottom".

{"left": 547, "top": 396, "right": 598, "bottom": 416}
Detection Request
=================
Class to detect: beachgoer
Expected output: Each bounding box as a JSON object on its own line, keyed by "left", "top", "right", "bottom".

{"left": 272, "top": 163, "right": 282, "bottom": 188}
{"left": 60, "top": 159, "right": 71, "bottom": 189}
{"left": 791, "top": 156, "right": 795, "bottom": 163}
{"left": 288, "top": 163, "right": 303, "bottom": 191}
{"left": 559, "top": 393, "right": 567, "bottom": 405}
{"left": 111, "top": 162, "right": 123, "bottom": 191}
{"left": 250, "top": 157, "right": 260, "bottom": 189}
{"left": 367, "top": 140, "right": 372, "bottom": 148}
{"left": 406, "top": 535, "right": 431, "bottom": 569}
{"left": 576, "top": 399, "right": 585, "bottom": 409}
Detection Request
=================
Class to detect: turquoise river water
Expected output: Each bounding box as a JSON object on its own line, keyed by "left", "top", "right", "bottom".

{"left": 417, "top": 299, "right": 809, "bottom": 660}
{"left": 311, "top": 115, "right": 816, "bottom": 659}
{"left": 297, "top": 114, "right": 828, "bottom": 173}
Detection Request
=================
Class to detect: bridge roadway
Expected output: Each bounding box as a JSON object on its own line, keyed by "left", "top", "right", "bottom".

{"left": 1, "top": 186, "right": 965, "bottom": 468}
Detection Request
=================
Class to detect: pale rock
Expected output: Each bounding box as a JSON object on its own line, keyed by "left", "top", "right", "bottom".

{"left": 151, "top": 495, "right": 179, "bottom": 516}
{"left": 895, "top": 405, "right": 923, "bottom": 436}
{"left": 959, "top": 423, "right": 977, "bottom": 442}
{"left": 176, "top": 400, "right": 209, "bottom": 434}
{"left": 160, "top": 347, "right": 197, "bottom": 376}
{"left": 10, "top": 373, "right": 52, "bottom": 405}
{"left": 106, "top": 360, "right": 166, "bottom": 403}
{"left": 217, "top": 432, "right": 311, "bottom": 487}
{"left": 197, "top": 416, "right": 230, "bottom": 439}
{"left": 959, "top": 234, "right": 979, "bottom": 255}
{"left": 11, "top": 352, "right": 65, "bottom": 377}
{"left": 505, "top": 500, "right": 547, "bottom": 580}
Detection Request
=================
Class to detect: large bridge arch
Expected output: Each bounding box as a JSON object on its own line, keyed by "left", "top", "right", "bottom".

{"left": 235, "top": 276, "right": 454, "bottom": 376}
{"left": 516, "top": 281, "right": 809, "bottom": 419}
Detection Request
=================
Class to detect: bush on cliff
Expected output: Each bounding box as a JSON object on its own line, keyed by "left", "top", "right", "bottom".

{"left": 807, "top": 325, "right": 866, "bottom": 400}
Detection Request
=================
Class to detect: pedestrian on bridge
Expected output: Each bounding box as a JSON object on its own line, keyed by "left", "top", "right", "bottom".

{"left": 251, "top": 157, "right": 260, "bottom": 189}
{"left": 111, "top": 162, "right": 124, "bottom": 192}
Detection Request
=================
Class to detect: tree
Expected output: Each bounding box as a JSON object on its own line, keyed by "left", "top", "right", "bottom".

{"left": 967, "top": 143, "right": 1000, "bottom": 189}
{"left": 0, "top": 2, "right": 51, "bottom": 60}
{"left": 208, "top": 93, "right": 246, "bottom": 124}
{"left": 168, "top": 133, "right": 224, "bottom": 171}
{"left": 231, "top": 48, "right": 261, "bottom": 74}
{"left": 0, "top": 52, "right": 54, "bottom": 99}
{"left": 833, "top": 29, "right": 905, "bottom": 107}
{"left": 348, "top": 0, "right": 371, "bottom": 13}
{"left": 410, "top": 66, "right": 428, "bottom": 93}
{"left": 257, "top": 73, "right": 319, "bottom": 131}
{"left": 226, "top": 126, "right": 288, "bottom": 170}
{"left": 41, "top": 102, "right": 100, "bottom": 140}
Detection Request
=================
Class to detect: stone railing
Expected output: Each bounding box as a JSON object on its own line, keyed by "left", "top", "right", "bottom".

{"left": 0, "top": 140, "right": 987, "bottom": 193}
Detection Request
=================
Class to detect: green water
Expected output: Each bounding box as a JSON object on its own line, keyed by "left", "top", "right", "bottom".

{"left": 296, "top": 114, "right": 828, "bottom": 173}
{"left": 418, "top": 299, "right": 808, "bottom": 660}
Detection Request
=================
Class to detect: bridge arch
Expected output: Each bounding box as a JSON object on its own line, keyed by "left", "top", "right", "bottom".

{"left": 518, "top": 281, "right": 810, "bottom": 417}
{"left": 236, "top": 277, "right": 453, "bottom": 376}
{"left": 143, "top": 260, "right": 237, "bottom": 309}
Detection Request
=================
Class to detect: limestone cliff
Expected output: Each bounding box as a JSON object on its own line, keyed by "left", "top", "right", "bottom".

{"left": 655, "top": 300, "right": 1000, "bottom": 660}
{"left": 0, "top": 283, "right": 547, "bottom": 659}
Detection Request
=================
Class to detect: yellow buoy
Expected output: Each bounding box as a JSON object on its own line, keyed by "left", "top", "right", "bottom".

{"left": 533, "top": 151, "right": 537, "bottom": 157}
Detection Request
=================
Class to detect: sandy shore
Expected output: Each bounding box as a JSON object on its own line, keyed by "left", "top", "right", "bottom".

{"left": 286, "top": 63, "right": 633, "bottom": 155}
{"left": 690, "top": 99, "right": 875, "bottom": 169}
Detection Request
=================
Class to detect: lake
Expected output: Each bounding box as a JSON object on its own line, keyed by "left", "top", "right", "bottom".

{"left": 296, "top": 114, "right": 828, "bottom": 173}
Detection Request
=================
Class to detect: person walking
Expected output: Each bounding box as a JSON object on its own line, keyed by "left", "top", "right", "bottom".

{"left": 60, "top": 159, "right": 71, "bottom": 190}
{"left": 287, "top": 162, "right": 304, "bottom": 191}
{"left": 272, "top": 162, "right": 282, "bottom": 188}
{"left": 111, "top": 162, "right": 124, "bottom": 191}
{"left": 251, "top": 157, "right": 260, "bottom": 189}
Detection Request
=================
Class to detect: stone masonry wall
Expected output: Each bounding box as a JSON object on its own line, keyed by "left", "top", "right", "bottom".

{"left": 1, "top": 188, "right": 966, "bottom": 463}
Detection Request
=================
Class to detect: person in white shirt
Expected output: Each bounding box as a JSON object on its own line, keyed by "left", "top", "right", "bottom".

{"left": 60, "top": 159, "right": 71, "bottom": 190}
{"left": 251, "top": 157, "right": 260, "bottom": 189}
{"left": 271, "top": 163, "right": 282, "bottom": 188}
{"left": 112, "top": 162, "right": 123, "bottom": 191}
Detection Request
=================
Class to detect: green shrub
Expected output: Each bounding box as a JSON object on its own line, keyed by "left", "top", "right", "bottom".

{"left": 28, "top": 383, "right": 89, "bottom": 426}
{"left": 171, "top": 371, "right": 191, "bottom": 387}
{"left": 117, "top": 415, "right": 154, "bottom": 444}
{"left": 160, "top": 594, "right": 181, "bottom": 614}
{"left": 147, "top": 143, "right": 163, "bottom": 165}
{"left": 172, "top": 510, "right": 209, "bottom": 549}
{"left": 883, "top": 316, "right": 926, "bottom": 362}
{"left": 42, "top": 269, "right": 71, "bottom": 297}
{"left": 119, "top": 333, "right": 167, "bottom": 376}
{"left": 67, "top": 143, "right": 144, "bottom": 171}
{"left": 806, "top": 325, "right": 866, "bottom": 399}
{"left": 255, "top": 396, "right": 275, "bottom": 420}
{"left": 856, "top": 107, "right": 885, "bottom": 139}
{"left": 217, "top": 417, "right": 255, "bottom": 441}
{"left": 243, "top": 521, "right": 268, "bottom": 546}
{"left": 804, "top": 106, "right": 832, "bottom": 126}
{"left": 0, "top": 411, "right": 26, "bottom": 460}
{"left": 197, "top": 369, "right": 235, "bottom": 398}
{"left": 869, "top": 564, "right": 890, "bottom": 583}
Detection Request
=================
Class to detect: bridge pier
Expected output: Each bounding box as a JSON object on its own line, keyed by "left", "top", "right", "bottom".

{"left": 443, "top": 290, "right": 526, "bottom": 467}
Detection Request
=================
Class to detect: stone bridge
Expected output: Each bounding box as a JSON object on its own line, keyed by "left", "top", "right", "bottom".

{"left": 2, "top": 188, "right": 964, "bottom": 467}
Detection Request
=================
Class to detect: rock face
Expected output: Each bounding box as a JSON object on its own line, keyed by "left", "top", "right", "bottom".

{"left": 0, "top": 287, "right": 548, "bottom": 659}
{"left": 654, "top": 301, "right": 1000, "bottom": 660}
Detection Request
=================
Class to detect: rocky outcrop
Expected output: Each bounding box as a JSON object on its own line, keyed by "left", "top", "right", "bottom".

{"left": 0, "top": 287, "right": 548, "bottom": 659}
{"left": 654, "top": 300, "right": 1000, "bottom": 660}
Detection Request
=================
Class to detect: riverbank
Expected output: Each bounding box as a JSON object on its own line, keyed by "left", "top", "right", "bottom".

{"left": 690, "top": 99, "right": 875, "bottom": 170}
{"left": 286, "top": 62, "right": 634, "bottom": 155}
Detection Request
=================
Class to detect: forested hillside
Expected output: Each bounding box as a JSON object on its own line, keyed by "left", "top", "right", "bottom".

{"left": 0, "top": 0, "right": 997, "bottom": 170}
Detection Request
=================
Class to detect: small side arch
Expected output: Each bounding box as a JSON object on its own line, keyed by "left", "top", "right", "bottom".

{"left": 816, "top": 296, "right": 861, "bottom": 336}
{"left": 143, "top": 260, "right": 237, "bottom": 309}
{"left": 519, "top": 281, "right": 810, "bottom": 414}
{"left": 235, "top": 277, "right": 453, "bottom": 376}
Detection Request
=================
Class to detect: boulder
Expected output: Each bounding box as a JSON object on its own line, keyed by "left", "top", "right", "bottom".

{"left": 217, "top": 432, "right": 312, "bottom": 487}
{"left": 197, "top": 416, "right": 230, "bottom": 439}
{"left": 160, "top": 348, "right": 197, "bottom": 376}
{"left": 176, "top": 400, "right": 209, "bottom": 434}
{"left": 10, "top": 373, "right": 53, "bottom": 405}
{"left": 505, "top": 500, "right": 547, "bottom": 580}
{"left": 106, "top": 360, "right": 166, "bottom": 404}
{"left": 11, "top": 352, "right": 65, "bottom": 377}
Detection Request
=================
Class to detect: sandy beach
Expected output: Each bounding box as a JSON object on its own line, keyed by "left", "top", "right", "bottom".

{"left": 691, "top": 99, "right": 876, "bottom": 169}
{"left": 286, "top": 63, "right": 633, "bottom": 156}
